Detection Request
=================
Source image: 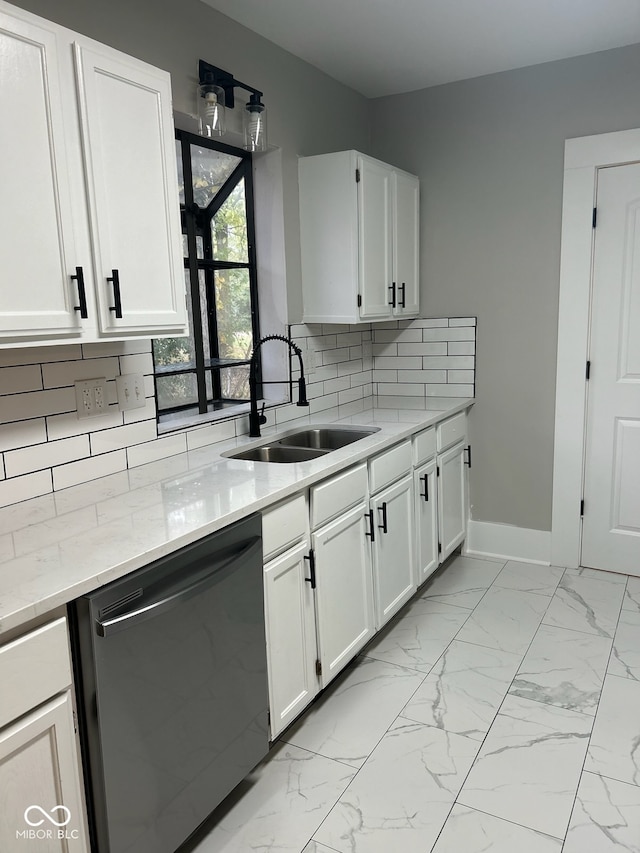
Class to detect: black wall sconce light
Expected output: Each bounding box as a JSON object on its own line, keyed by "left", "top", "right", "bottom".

{"left": 197, "top": 59, "right": 267, "bottom": 152}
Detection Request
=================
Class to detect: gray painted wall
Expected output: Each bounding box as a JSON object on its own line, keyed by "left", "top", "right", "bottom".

{"left": 370, "top": 46, "right": 640, "bottom": 531}
{"left": 10, "top": 0, "right": 371, "bottom": 321}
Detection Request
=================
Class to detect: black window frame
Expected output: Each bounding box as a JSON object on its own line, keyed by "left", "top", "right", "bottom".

{"left": 153, "top": 129, "right": 261, "bottom": 421}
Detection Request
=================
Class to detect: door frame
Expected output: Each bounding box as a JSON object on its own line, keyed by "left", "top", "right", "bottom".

{"left": 552, "top": 127, "right": 640, "bottom": 568}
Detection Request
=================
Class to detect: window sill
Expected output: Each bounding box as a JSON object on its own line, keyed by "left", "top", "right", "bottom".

{"left": 156, "top": 395, "right": 288, "bottom": 435}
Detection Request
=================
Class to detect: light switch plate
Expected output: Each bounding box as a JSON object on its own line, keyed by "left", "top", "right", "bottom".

{"left": 116, "top": 373, "right": 146, "bottom": 411}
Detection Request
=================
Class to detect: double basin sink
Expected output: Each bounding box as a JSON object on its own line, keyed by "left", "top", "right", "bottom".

{"left": 223, "top": 425, "right": 380, "bottom": 463}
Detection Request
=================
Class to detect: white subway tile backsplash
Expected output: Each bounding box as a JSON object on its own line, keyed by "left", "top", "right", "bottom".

{"left": 338, "top": 359, "right": 363, "bottom": 377}
{"left": 398, "top": 369, "right": 447, "bottom": 384}
{"left": 47, "top": 406, "right": 123, "bottom": 440}
{"left": 422, "top": 356, "right": 475, "bottom": 370}
{"left": 423, "top": 327, "right": 475, "bottom": 342}
{"left": 186, "top": 420, "right": 236, "bottom": 451}
{"left": 53, "top": 450, "right": 127, "bottom": 491}
{"left": 377, "top": 383, "right": 426, "bottom": 397}
{"left": 426, "top": 384, "right": 475, "bottom": 397}
{"left": 448, "top": 341, "right": 476, "bottom": 355}
{"left": 0, "top": 365, "right": 42, "bottom": 395}
{"left": 0, "top": 470, "right": 52, "bottom": 508}
{"left": 448, "top": 317, "right": 477, "bottom": 327}
{"left": 0, "top": 317, "right": 474, "bottom": 508}
{"left": 375, "top": 356, "right": 422, "bottom": 370}
{"left": 90, "top": 421, "right": 157, "bottom": 456}
{"left": 0, "top": 419, "right": 47, "bottom": 453}
{"left": 448, "top": 370, "right": 475, "bottom": 384}
{"left": 0, "top": 345, "right": 82, "bottom": 367}
{"left": 42, "top": 357, "right": 120, "bottom": 388}
{"left": 5, "top": 435, "right": 90, "bottom": 478}
{"left": 0, "top": 388, "right": 76, "bottom": 425}
{"left": 398, "top": 342, "right": 448, "bottom": 356}
{"left": 126, "top": 434, "right": 187, "bottom": 469}
{"left": 82, "top": 339, "right": 151, "bottom": 358}
{"left": 119, "top": 352, "right": 154, "bottom": 374}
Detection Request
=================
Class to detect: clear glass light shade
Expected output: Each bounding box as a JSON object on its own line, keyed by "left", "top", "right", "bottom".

{"left": 243, "top": 100, "right": 267, "bottom": 152}
{"left": 197, "top": 82, "right": 226, "bottom": 137}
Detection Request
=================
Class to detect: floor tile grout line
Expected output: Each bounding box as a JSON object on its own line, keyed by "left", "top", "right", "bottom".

{"left": 546, "top": 567, "right": 632, "bottom": 849}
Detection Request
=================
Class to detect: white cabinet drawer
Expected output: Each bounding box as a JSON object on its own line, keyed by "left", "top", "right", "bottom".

{"left": 369, "top": 440, "right": 412, "bottom": 494}
{"left": 262, "top": 494, "right": 308, "bottom": 563}
{"left": 310, "top": 463, "right": 368, "bottom": 529}
{"left": 437, "top": 412, "right": 467, "bottom": 452}
{"left": 0, "top": 617, "right": 71, "bottom": 730}
{"left": 413, "top": 426, "right": 436, "bottom": 466}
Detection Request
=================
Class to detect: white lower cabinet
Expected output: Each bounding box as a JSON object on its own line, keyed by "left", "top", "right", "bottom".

{"left": 0, "top": 617, "right": 88, "bottom": 851}
{"left": 262, "top": 412, "right": 471, "bottom": 739}
{"left": 414, "top": 457, "right": 439, "bottom": 583}
{"left": 438, "top": 440, "right": 468, "bottom": 562}
{"left": 263, "top": 540, "right": 318, "bottom": 739}
{"left": 370, "top": 475, "right": 416, "bottom": 627}
{"left": 313, "top": 501, "right": 374, "bottom": 688}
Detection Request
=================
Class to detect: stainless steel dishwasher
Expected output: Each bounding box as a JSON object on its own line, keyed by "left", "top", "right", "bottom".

{"left": 71, "top": 513, "right": 267, "bottom": 853}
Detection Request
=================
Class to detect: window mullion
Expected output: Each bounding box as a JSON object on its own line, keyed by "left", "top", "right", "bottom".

{"left": 180, "top": 136, "right": 208, "bottom": 415}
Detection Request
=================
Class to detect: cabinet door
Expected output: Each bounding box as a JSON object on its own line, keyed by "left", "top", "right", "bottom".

{"left": 371, "top": 475, "right": 416, "bottom": 627}
{"left": 0, "top": 9, "right": 89, "bottom": 340}
{"left": 0, "top": 691, "right": 88, "bottom": 851}
{"left": 74, "top": 42, "right": 186, "bottom": 336}
{"left": 264, "top": 541, "right": 318, "bottom": 739}
{"left": 414, "top": 459, "right": 438, "bottom": 584}
{"left": 357, "top": 156, "right": 393, "bottom": 320}
{"left": 438, "top": 440, "right": 467, "bottom": 561}
{"left": 393, "top": 170, "right": 420, "bottom": 317}
{"left": 313, "top": 502, "right": 375, "bottom": 688}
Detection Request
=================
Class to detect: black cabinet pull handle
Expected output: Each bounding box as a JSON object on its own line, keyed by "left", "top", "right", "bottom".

{"left": 378, "top": 501, "right": 388, "bottom": 533}
{"left": 388, "top": 282, "right": 396, "bottom": 307}
{"left": 71, "top": 266, "right": 88, "bottom": 318}
{"left": 303, "top": 549, "right": 316, "bottom": 589}
{"left": 398, "top": 282, "right": 406, "bottom": 308}
{"left": 464, "top": 444, "right": 472, "bottom": 468}
{"left": 364, "top": 509, "right": 375, "bottom": 543}
{"left": 107, "top": 269, "right": 122, "bottom": 318}
{"left": 420, "top": 474, "right": 429, "bottom": 502}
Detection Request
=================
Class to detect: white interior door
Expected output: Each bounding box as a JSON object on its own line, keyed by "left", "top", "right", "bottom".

{"left": 582, "top": 162, "right": 640, "bottom": 576}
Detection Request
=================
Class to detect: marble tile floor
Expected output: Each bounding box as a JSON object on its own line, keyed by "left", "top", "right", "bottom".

{"left": 191, "top": 557, "right": 640, "bottom": 853}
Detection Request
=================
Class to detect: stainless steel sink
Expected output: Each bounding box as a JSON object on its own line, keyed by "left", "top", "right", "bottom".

{"left": 277, "top": 426, "right": 379, "bottom": 450}
{"left": 226, "top": 445, "right": 328, "bottom": 463}
{"left": 223, "top": 424, "right": 380, "bottom": 463}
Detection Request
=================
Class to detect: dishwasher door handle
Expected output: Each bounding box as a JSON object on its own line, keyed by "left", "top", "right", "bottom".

{"left": 95, "top": 536, "right": 262, "bottom": 638}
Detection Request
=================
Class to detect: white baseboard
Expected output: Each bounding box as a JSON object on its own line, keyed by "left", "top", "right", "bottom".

{"left": 464, "top": 520, "right": 552, "bottom": 566}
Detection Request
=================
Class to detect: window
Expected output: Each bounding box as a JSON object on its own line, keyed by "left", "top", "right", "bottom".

{"left": 153, "top": 130, "right": 260, "bottom": 425}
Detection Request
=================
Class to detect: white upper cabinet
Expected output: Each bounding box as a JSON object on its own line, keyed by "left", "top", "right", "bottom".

{"left": 74, "top": 42, "right": 185, "bottom": 335}
{"left": 299, "top": 150, "right": 420, "bottom": 324}
{"left": 0, "top": 0, "right": 186, "bottom": 347}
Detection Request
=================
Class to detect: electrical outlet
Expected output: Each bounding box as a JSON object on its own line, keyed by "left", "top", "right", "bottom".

{"left": 75, "top": 378, "right": 109, "bottom": 419}
{"left": 116, "top": 373, "right": 146, "bottom": 411}
{"left": 305, "top": 341, "right": 316, "bottom": 376}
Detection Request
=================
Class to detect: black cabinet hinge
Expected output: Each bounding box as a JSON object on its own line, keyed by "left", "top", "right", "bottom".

{"left": 592, "top": 207, "right": 597, "bottom": 228}
{"left": 580, "top": 499, "right": 585, "bottom": 517}
{"left": 315, "top": 659, "right": 322, "bottom": 677}
{"left": 355, "top": 168, "right": 360, "bottom": 183}
{"left": 586, "top": 360, "right": 591, "bottom": 380}
{"left": 357, "top": 294, "right": 362, "bottom": 307}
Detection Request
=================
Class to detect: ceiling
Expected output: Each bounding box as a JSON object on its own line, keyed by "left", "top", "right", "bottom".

{"left": 199, "top": 0, "right": 640, "bottom": 98}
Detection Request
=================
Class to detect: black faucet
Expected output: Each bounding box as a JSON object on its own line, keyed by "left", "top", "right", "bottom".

{"left": 248, "top": 334, "right": 309, "bottom": 438}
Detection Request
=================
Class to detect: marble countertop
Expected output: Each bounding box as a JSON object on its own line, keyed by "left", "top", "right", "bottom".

{"left": 0, "top": 399, "right": 473, "bottom": 636}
